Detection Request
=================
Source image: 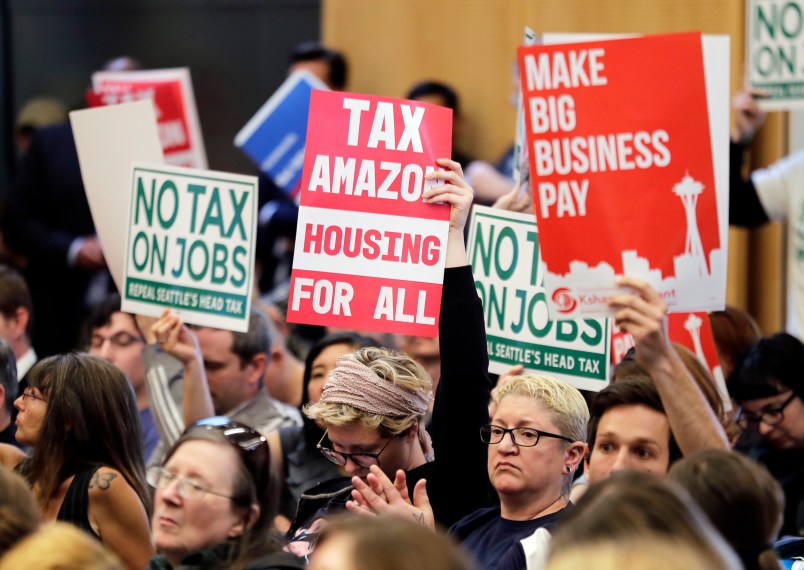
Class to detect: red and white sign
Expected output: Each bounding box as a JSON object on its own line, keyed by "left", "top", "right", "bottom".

{"left": 611, "top": 311, "right": 730, "bottom": 411}
{"left": 286, "top": 91, "right": 452, "bottom": 337}
{"left": 90, "top": 68, "right": 207, "bottom": 168}
{"left": 519, "top": 32, "right": 723, "bottom": 319}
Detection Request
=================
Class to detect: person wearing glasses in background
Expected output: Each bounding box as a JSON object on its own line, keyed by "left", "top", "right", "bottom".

{"left": 147, "top": 417, "right": 304, "bottom": 570}
{"left": 0, "top": 353, "right": 154, "bottom": 569}
{"left": 285, "top": 159, "right": 494, "bottom": 557}
{"left": 86, "top": 293, "right": 160, "bottom": 464}
{"left": 730, "top": 332, "right": 804, "bottom": 537}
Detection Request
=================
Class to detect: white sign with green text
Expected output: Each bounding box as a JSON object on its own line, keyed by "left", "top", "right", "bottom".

{"left": 122, "top": 162, "right": 258, "bottom": 332}
{"left": 467, "top": 206, "right": 610, "bottom": 392}
{"left": 748, "top": 0, "right": 804, "bottom": 108}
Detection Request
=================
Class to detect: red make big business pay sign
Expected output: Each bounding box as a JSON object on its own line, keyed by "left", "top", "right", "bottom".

{"left": 519, "top": 32, "right": 722, "bottom": 319}
{"left": 287, "top": 90, "right": 452, "bottom": 337}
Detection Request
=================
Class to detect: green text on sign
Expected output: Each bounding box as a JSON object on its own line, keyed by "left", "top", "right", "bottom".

{"left": 126, "top": 277, "right": 247, "bottom": 318}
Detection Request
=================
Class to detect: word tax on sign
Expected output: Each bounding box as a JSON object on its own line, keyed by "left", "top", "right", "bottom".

{"left": 468, "top": 206, "right": 610, "bottom": 392}
{"left": 287, "top": 90, "right": 453, "bottom": 337}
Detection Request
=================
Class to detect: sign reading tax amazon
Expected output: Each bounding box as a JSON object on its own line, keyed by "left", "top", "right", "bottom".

{"left": 122, "top": 163, "right": 258, "bottom": 332}
{"left": 287, "top": 90, "right": 452, "bottom": 337}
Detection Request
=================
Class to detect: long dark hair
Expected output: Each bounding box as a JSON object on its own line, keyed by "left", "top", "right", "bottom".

{"left": 301, "top": 332, "right": 377, "bottom": 446}
{"left": 163, "top": 419, "right": 280, "bottom": 570}
{"left": 18, "top": 353, "right": 148, "bottom": 512}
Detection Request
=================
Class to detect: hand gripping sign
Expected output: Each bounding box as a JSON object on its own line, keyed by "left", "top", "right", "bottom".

{"left": 287, "top": 90, "right": 453, "bottom": 337}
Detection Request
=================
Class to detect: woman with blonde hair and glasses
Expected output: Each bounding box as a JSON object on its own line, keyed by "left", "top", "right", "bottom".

{"left": 349, "top": 374, "right": 588, "bottom": 570}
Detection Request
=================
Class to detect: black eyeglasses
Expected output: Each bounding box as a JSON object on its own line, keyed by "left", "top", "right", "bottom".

{"left": 317, "top": 430, "right": 393, "bottom": 468}
{"left": 736, "top": 393, "right": 797, "bottom": 429}
{"left": 146, "top": 466, "right": 234, "bottom": 502}
{"left": 480, "top": 424, "right": 574, "bottom": 447}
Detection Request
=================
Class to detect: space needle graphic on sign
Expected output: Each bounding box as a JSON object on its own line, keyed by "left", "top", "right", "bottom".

{"left": 673, "top": 173, "right": 708, "bottom": 277}
{"left": 546, "top": 169, "right": 724, "bottom": 317}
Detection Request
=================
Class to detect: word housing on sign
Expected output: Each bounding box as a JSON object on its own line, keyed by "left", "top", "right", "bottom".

{"left": 288, "top": 90, "right": 452, "bottom": 337}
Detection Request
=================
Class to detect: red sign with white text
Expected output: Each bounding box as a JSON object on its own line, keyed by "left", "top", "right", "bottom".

{"left": 287, "top": 90, "right": 452, "bottom": 336}
{"left": 519, "top": 33, "right": 723, "bottom": 319}
{"left": 611, "top": 311, "right": 730, "bottom": 410}
{"left": 90, "top": 68, "right": 207, "bottom": 169}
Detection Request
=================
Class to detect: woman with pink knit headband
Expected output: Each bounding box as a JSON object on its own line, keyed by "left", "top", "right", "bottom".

{"left": 285, "top": 158, "right": 495, "bottom": 557}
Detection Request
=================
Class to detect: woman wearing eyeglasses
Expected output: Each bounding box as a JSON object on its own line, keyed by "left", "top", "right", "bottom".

{"left": 350, "top": 375, "right": 588, "bottom": 570}
{"left": 0, "top": 353, "right": 154, "bottom": 569}
{"left": 285, "top": 158, "right": 495, "bottom": 556}
{"left": 148, "top": 417, "right": 304, "bottom": 570}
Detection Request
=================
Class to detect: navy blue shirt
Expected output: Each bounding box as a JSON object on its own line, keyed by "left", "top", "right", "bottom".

{"left": 450, "top": 506, "right": 566, "bottom": 570}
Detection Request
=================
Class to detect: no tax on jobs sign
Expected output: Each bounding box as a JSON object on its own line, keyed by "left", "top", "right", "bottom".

{"left": 122, "top": 163, "right": 258, "bottom": 332}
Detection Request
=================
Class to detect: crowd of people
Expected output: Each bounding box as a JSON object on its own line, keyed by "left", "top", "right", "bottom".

{"left": 0, "top": 39, "right": 801, "bottom": 570}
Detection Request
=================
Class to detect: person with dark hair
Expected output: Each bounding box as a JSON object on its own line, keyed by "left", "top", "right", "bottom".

{"left": 668, "top": 449, "right": 784, "bottom": 570}
{"left": 0, "top": 353, "right": 153, "bottom": 569}
{"left": 267, "top": 332, "right": 376, "bottom": 525}
{"left": 0, "top": 265, "right": 37, "bottom": 384}
{"left": 585, "top": 377, "right": 682, "bottom": 483}
{"left": 148, "top": 416, "right": 303, "bottom": 569}
{"left": 0, "top": 340, "right": 20, "bottom": 447}
{"left": 566, "top": 279, "right": 730, "bottom": 508}
{"left": 288, "top": 41, "right": 348, "bottom": 91}
{"left": 730, "top": 332, "right": 804, "bottom": 536}
{"left": 406, "top": 81, "right": 474, "bottom": 170}
{"left": 86, "top": 292, "right": 159, "bottom": 462}
{"left": 143, "top": 308, "right": 302, "bottom": 455}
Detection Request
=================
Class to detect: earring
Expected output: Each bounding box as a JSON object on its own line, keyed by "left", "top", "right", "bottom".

{"left": 565, "top": 465, "right": 571, "bottom": 473}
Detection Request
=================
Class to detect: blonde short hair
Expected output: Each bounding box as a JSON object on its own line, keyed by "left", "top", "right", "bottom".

{"left": 495, "top": 374, "right": 589, "bottom": 444}
{"left": 305, "top": 347, "right": 432, "bottom": 437}
{"left": 0, "top": 522, "right": 123, "bottom": 570}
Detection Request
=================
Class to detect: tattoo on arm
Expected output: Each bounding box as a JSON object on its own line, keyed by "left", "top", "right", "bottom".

{"left": 413, "top": 512, "right": 426, "bottom": 527}
{"left": 88, "top": 472, "right": 118, "bottom": 491}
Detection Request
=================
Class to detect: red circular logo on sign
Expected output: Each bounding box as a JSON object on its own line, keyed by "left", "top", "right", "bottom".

{"left": 551, "top": 288, "right": 577, "bottom": 314}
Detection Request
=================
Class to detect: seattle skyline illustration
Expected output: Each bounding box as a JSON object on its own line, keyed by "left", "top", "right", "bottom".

{"left": 683, "top": 312, "right": 730, "bottom": 411}
{"left": 546, "top": 172, "right": 723, "bottom": 310}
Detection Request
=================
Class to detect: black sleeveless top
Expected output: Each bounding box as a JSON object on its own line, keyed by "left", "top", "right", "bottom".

{"left": 56, "top": 465, "right": 101, "bottom": 538}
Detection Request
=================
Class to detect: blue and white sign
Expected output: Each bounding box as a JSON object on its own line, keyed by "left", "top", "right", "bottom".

{"left": 235, "top": 70, "right": 329, "bottom": 197}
